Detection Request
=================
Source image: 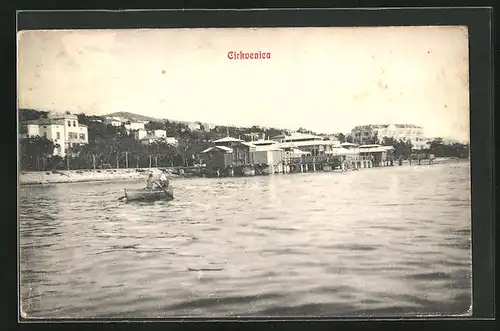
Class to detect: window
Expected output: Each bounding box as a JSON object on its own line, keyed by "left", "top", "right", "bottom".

{"left": 73, "top": 121, "right": 76, "bottom": 127}
{"left": 56, "top": 132, "right": 61, "bottom": 139}
{"left": 79, "top": 133, "right": 85, "bottom": 140}
{"left": 68, "top": 121, "right": 71, "bottom": 126}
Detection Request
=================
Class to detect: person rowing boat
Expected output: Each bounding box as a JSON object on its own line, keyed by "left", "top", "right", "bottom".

{"left": 146, "top": 173, "right": 156, "bottom": 190}
{"left": 146, "top": 171, "right": 170, "bottom": 190}
{"left": 118, "top": 172, "right": 173, "bottom": 202}
{"left": 158, "top": 170, "right": 169, "bottom": 189}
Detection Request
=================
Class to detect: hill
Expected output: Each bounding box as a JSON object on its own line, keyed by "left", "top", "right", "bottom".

{"left": 103, "top": 111, "right": 164, "bottom": 122}
{"left": 103, "top": 112, "right": 162, "bottom": 123}
{"left": 104, "top": 112, "right": 220, "bottom": 130}
{"left": 103, "top": 112, "right": 214, "bottom": 126}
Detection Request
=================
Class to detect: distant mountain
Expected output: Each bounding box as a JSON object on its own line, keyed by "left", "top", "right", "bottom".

{"left": 102, "top": 112, "right": 312, "bottom": 134}
{"left": 103, "top": 112, "right": 220, "bottom": 128}
{"left": 103, "top": 112, "right": 162, "bottom": 122}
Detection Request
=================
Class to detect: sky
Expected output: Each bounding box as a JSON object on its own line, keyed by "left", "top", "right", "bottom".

{"left": 18, "top": 26, "right": 470, "bottom": 141}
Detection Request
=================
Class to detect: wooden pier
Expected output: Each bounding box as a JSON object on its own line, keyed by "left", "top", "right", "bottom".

{"left": 281, "top": 154, "right": 395, "bottom": 174}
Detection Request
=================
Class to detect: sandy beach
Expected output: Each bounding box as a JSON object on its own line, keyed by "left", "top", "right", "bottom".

{"left": 19, "top": 168, "right": 166, "bottom": 185}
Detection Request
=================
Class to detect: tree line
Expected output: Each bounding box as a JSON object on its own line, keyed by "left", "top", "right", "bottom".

{"left": 18, "top": 108, "right": 469, "bottom": 171}
{"left": 18, "top": 109, "right": 292, "bottom": 171}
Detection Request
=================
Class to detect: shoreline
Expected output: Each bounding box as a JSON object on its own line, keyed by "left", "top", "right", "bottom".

{"left": 18, "top": 168, "right": 167, "bottom": 186}
{"left": 18, "top": 157, "right": 466, "bottom": 186}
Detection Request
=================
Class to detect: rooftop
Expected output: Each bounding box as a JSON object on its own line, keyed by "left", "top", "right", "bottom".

{"left": 271, "top": 133, "right": 324, "bottom": 141}
{"left": 250, "top": 140, "right": 277, "bottom": 146}
{"left": 340, "top": 142, "right": 359, "bottom": 147}
{"left": 211, "top": 136, "right": 243, "bottom": 144}
{"left": 201, "top": 146, "right": 233, "bottom": 154}
{"left": 278, "top": 140, "right": 340, "bottom": 148}
{"left": 278, "top": 142, "right": 298, "bottom": 149}
{"left": 359, "top": 144, "right": 382, "bottom": 148}
{"left": 240, "top": 142, "right": 257, "bottom": 148}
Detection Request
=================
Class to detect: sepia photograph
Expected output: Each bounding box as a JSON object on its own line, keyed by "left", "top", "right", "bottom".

{"left": 17, "top": 25, "right": 472, "bottom": 319}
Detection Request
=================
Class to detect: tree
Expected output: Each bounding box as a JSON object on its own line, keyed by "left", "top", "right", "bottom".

{"left": 336, "top": 133, "right": 346, "bottom": 143}
{"left": 429, "top": 138, "right": 445, "bottom": 157}
{"left": 46, "top": 155, "right": 64, "bottom": 170}
{"left": 406, "top": 139, "right": 413, "bottom": 151}
{"left": 145, "top": 121, "right": 166, "bottom": 131}
{"left": 19, "top": 136, "right": 55, "bottom": 170}
{"left": 394, "top": 138, "right": 413, "bottom": 159}
{"left": 18, "top": 108, "right": 49, "bottom": 122}
{"left": 381, "top": 136, "right": 395, "bottom": 147}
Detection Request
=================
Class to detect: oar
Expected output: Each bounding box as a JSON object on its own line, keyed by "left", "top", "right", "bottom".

{"left": 117, "top": 188, "right": 128, "bottom": 201}
{"left": 155, "top": 183, "right": 173, "bottom": 199}
{"left": 153, "top": 181, "right": 174, "bottom": 200}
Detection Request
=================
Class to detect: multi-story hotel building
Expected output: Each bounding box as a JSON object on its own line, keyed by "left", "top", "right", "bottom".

{"left": 350, "top": 124, "right": 430, "bottom": 149}
{"left": 22, "top": 113, "right": 89, "bottom": 157}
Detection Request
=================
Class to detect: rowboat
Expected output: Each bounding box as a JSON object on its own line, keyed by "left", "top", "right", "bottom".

{"left": 124, "top": 187, "right": 174, "bottom": 202}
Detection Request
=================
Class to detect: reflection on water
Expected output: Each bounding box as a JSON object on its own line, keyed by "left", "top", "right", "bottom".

{"left": 19, "top": 162, "right": 471, "bottom": 318}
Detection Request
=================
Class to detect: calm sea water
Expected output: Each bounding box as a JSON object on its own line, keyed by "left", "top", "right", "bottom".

{"left": 19, "top": 162, "right": 472, "bottom": 319}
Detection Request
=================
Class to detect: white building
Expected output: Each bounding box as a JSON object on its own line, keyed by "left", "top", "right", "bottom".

{"left": 134, "top": 129, "right": 169, "bottom": 139}
{"left": 251, "top": 140, "right": 283, "bottom": 174}
{"left": 412, "top": 138, "right": 432, "bottom": 150}
{"left": 137, "top": 135, "right": 157, "bottom": 145}
{"left": 137, "top": 135, "right": 178, "bottom": 146}
{"left": 23, "top": 113, "right": 88, "bottom": 157}
{"left": 165, "top": 137, "right": 178, "bottom": 146}
{"left": 154, "top": 129, "right": 167, "bottom": 138}
{"left": 271, "top": 132, "right": 323, "bottom": 143}
{"left": 105, "top": 117, "right": 123, "bottom": 127}
{"left": 201, "top": 123, "right": 216, "bottom": 132}
{"left": 134, "top": 129, "right": 147, "bottom": 140}
{"left": 351, "top": 124, "right": 429, "bottom": 148}
{"left": 124, "top": 122, "right": 145, "bottom": 131}
{"left": 134, "top": 129, "right": 177, "bottom": 146}
{"left": 187, "top": 122, "right": 201, "bottom": 131}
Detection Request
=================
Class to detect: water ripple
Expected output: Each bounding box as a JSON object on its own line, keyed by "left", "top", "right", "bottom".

{"left": 19, "top": 162, "right": 472, "bottom": 318}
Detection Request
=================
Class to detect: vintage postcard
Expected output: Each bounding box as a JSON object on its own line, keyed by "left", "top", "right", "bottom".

{"left": 18, "top": 26, "right": 471, "bottom": 319}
